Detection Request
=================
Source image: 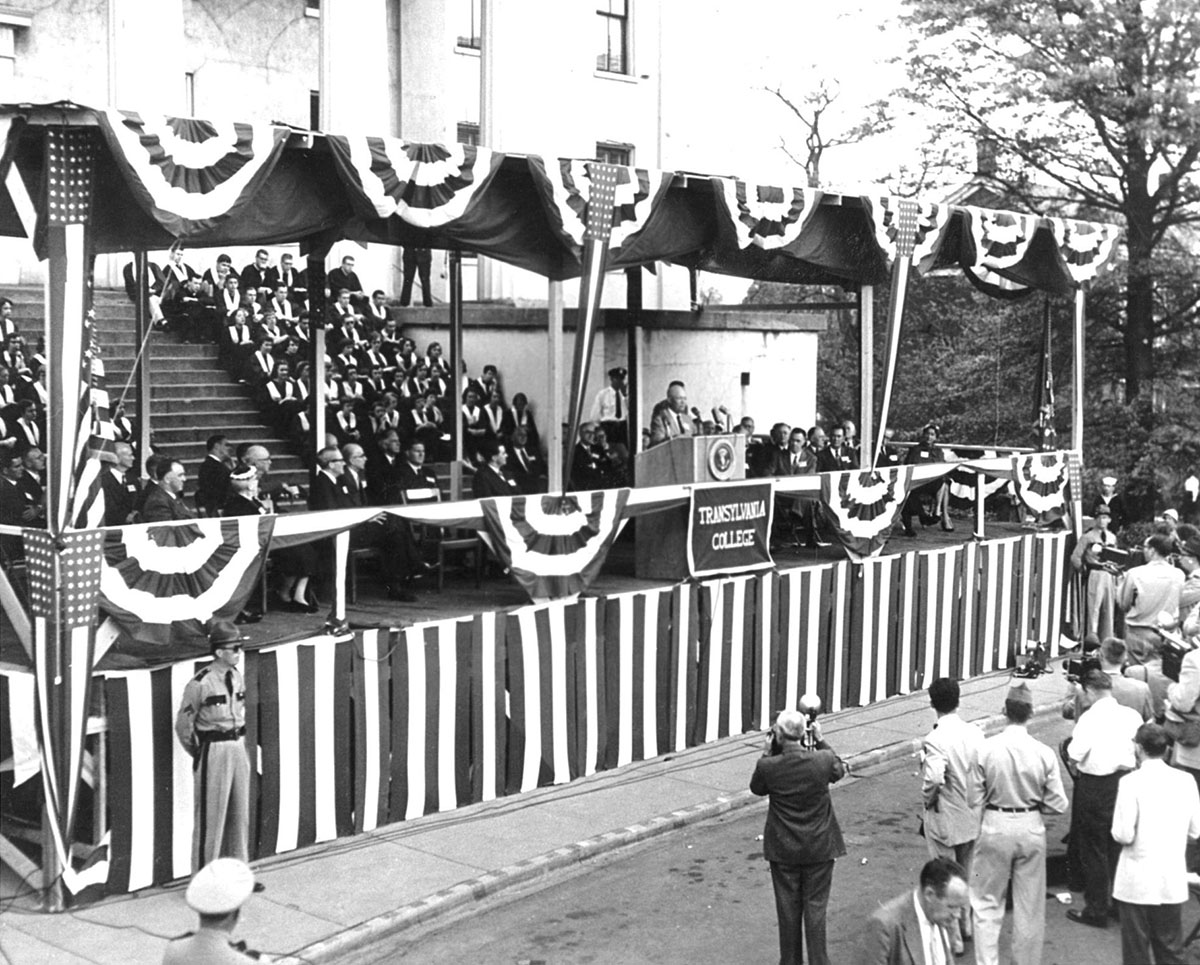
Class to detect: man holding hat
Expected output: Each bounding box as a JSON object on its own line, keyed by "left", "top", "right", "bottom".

{"left": 163, "top": 857, "right": 258, "bottom": 964}
{"left": 590, "top": 366, "right": 629, "bottom": 450}
{"left": 1070, "top": 501, "right": 1120, "bottom": 640}
{"left": 968, "top": 681, "right": 1067, "bottom": 965}
{"left": 750, "top": 707, "right": 847, "bottom": 965}
{"left": 175, "top": 622, "right": 251, "bottom": 872}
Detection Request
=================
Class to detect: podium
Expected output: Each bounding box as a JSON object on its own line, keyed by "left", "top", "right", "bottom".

{"left": 633, "top": 434, "right": 745, "bottom": 580}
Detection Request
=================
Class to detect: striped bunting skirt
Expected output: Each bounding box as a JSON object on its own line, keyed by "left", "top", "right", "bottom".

{"left": 89, "top": 531, "right": 1071, "bottom": 892}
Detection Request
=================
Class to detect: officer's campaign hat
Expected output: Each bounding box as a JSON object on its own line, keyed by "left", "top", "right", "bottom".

{"left": 608, "top": 366, "right": 627, "bottom": 379}
{"left": 209, "top": 620, "right": 243, "bottom": 651}
{"left": 185, "top": 858, "right": 255, "bottom": 915}
{"left": 1093, "top": 503, "right": 1111, "bottom": 517}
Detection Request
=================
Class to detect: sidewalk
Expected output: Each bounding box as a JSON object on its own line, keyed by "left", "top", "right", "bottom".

{"left": 0, "top": 665, "right": 1068, "bottom": 964}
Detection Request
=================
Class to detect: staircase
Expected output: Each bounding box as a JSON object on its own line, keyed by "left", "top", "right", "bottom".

{"left": 4, "top": 287, "right": 310, "bottom": 493}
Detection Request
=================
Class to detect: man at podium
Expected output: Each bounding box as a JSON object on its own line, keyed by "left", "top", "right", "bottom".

{"left": 648, "top": 380, "right": 696, "bottom": 446}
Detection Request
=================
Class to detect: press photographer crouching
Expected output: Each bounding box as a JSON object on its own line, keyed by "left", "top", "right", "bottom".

{"left": 1061, "top": 637, "right": 1154, "bottom": 723}
{"left": 750, "top": 701, "right": 848, "bottom": 965}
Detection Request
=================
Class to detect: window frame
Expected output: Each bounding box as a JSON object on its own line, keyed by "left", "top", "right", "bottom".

{"left": 595, "top": 0, "right": 630, "bottom": 76}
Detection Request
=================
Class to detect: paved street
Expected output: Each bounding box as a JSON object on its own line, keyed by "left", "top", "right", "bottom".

{"left": 386, "top": 717, "right": 1141, "bottom": 965}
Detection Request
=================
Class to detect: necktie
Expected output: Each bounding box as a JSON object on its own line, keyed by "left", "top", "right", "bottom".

{"left": 615, "top": 391, "right": 623, "bottom": 420}
{"left": 225, "top": 670, "right": 234, "bottom": 700}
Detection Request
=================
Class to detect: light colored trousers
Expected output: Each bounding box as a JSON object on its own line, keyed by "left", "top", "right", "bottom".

{"left": 970, "top": 810, "right": 1046, "bottom": 965}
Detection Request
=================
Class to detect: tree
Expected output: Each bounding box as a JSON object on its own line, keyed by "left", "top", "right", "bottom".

{"left": 900, "top": 0, "right": 1200, "bottom": 401}
{"left": 765, "top": 81, "right": 894, "bottom": 188}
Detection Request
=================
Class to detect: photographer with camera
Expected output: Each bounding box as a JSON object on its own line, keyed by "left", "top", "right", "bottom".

{"left": 1070, "top": 503, "right": 1121, "bottom": 640}
{"left": 1061, "top": 637, "right": 1153, "bottom": 723}
{"left": 750, "top": 701, "right": 846, "bottom": 965}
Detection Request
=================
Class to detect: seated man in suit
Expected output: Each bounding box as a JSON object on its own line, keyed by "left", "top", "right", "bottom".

{"left": 507, "top": 426, "right": 547, "bottom": 494}
{"left": 327, "top": 255, "right": 368, "bottom": 313}
{"left": 142, "top": 459, "right": 196, "bottom": 523}
{"left": 101, "top": 441, "right": 142, "bottom": 526}
{"left": 857, "top": 857, "right": 969, "bottom": 965}
{"left": 473, "top": 439, "right": 519, "bottom": 499}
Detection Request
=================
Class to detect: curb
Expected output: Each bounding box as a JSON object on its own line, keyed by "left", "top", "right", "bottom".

{"left": 280, "top": 698, "right": 1062, "bottom": 964}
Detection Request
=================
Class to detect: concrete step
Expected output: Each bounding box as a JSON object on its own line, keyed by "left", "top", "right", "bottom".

{"left": 152, "top": 424, "right": 288, "bottom": 445}
{"left": 118, "top": 399, "right": 265, "bottom": 420}
{"left": 109, "top": 365, "right": 230, "bottom": 383}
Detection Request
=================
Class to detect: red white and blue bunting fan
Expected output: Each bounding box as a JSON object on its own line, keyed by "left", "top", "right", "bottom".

{"left": 532, "top": 158, "right": 670, "bottom": 260}
{"left": 1010, "top": 452, "right": 1069, "bottom": 516}
{"left": 964, "top": 206, "right": 1038, "bottom": 272}
{"left": 325, "top": 136, "right": 500, "bottom": 228}
{"left": 480, "top": 489, "right": 630, "bottom": 600}
{"left": 97, "top": 110, "right": 290, "bottom": 236}
{"left": 99, "top": 516, "right": 274, "bottom": 646}
{"left": 713, "top": 179, "right": 823, "bottom": 250}
{"left": 948, "top": 455, "right": 1012, "bottom": 506}
{"left": 1048, "top": 217, "right": 1122, "bottom": 285}
{"left": 864, "top": 195, "right": 951, "bottom": 272}
{"left": 820, "top": 465, "right": 913, "bottom": 561}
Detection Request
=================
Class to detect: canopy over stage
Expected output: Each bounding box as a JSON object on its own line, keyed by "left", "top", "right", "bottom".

{"left": 1, "top": 102, "right": 1120, "bottom": 289}
{"left": 0, "top": 100, "right": 1118, "bottom": 908}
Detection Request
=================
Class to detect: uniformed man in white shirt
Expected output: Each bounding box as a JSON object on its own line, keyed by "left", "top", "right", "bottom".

{"left": 162, "top": 858, "right": 259, "bottom": 964}
{"left": 968, "top": 681, "right": 1068, "bottom": 965}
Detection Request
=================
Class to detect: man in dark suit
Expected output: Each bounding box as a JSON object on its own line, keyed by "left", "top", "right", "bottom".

{"left": 142, "top": 459, "right": 197, "bottom": 522}
{"left": 239, "top": 249, "right": 274, "bottom": 304}
{"left": 366, "top": 430, "right": 407, "bottom": 505}
{"left": 327, "top": 255, "right": 367, "bottom": 313}
{"left": 507, "top": 426, "right": 546, "bottom": 494}
{"left": 473, "top": 439, "right": 519, "bottom": 499}
{"left": 750, "top": 708, "right": 847, "bottom": 965}
{"left": 196, "top": 434, "right": 233, "bottom": 517}
{"left": 101, "top": 442, "right": 142, "bottom": 526}
{"left": 857, "top": 857, "right": 968, "bottom": 965}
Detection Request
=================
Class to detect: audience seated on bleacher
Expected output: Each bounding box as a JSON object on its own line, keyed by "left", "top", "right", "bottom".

{"left": 461, "top": 387, "right": 488, "bottom": 463}
{"left": 365, "top": 289, "right": 391, "bottom": 329}
{"left": 0, "top": 364, "right": 16, "bottom": 409}
{"left": 425, "top": 341, "right": 451, "bottom": 380}
{"left": 0, "top": 298, "right": 18, "bottom": 342}
{"left": 482, "top": 388, "right": 506, "bottom": 438}
{"left": 326, "top": 255, "right": 368, "bottom": 312}
{"left": 501, "top": 391, "right": 539, "bottom": 450}
{"left": 239, "top": 249, "right": 275, "bottom": 305}
{"left": 274, "top": 252, "right": 307, "bottom": 306}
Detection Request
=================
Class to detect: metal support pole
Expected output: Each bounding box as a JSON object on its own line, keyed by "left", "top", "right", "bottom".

{"left": 1071, "top": 290, "right": 1086, "bottom": 454}
{"left": 133, "top": 251, "right": 152, "bottom": 471}
{"left": 625, "top": 268, "right": 642, "bottom": 454}
{"left": 449, "top": 251, "right": 464, "bottom": 494}
{"left": 307, "top": 251, "right": 328, "bottom": 454}
{"left": 974, "top": 474, "right": 986, "bottom": 541}
{"left": 858, "top": 284, "right": 874, "bottom": 462}
{"left": 547, "top": 280, "right": 564, "bottom": 492}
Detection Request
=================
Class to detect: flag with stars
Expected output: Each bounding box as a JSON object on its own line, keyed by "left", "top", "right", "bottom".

{"left": 26, "top": 528, "right": 108, "bottom": 892}
{"left": 70, "top": 309, "right": 117, "bottom": 529}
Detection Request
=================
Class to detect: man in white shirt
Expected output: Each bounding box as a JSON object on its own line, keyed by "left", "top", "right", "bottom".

{"left": 968, "top": 681, "right": 1068, "bottom": 965}
{"left": 1064, "top": 670, "right": 1142, "bottom": 928}
{"left": 1111, "top": 722, "right": 1200, "bottom": 965}
{"left": 1117, "top": 532, "right": 1184, "bottom": 663}
{"left": 857, "top": 857, "right": 968, "bottom": 965}
{"left": 919, "top": 678, "right": 985, "bottom": 955}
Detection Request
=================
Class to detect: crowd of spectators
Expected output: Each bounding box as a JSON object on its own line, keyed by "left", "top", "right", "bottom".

{"left": 144, "top": 248, "right": 549, "bottom": 494}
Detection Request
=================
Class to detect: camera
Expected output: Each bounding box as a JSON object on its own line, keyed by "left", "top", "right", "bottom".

{"left": 1063, "top": 656, "right": 1101, "bottom": 683}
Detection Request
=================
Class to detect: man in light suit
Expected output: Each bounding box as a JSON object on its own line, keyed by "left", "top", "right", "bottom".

{"left": 919, "top": 678, "right": 984, "bottom": 955}
{"left": 857, "top": 857, "right": 969, "bottom": 965}
{"left": 1111, "top": 721, "right": 1200, "bottom": 965}
{"left": 647, "top": 380, "right": 695, "bottom": 446}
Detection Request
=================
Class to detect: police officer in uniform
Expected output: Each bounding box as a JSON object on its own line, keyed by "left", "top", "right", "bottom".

{"left": 162, "top": 858, "right": 259, "bottom": 964}
{"left": 175, "top": 622, "right": 251, "bottom": 872}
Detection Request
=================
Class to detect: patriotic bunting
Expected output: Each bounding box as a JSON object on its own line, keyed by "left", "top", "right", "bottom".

{"left": 529, "top": 158, "right": 671, "bottom": 260}
{"left": 96, "top": 110, "right": 290, "bottom": 235}
{"left": 480, "top": 489, "right": 629, "bottom": 600}
{"left": 864, "top": 195, "right": 951, "bottom": 271}
{"left": 1011, "top": 452, "right": 1070, "bottom": 516}
{"left": 947, "top": 458, "right": 1012, "bottom": 506}
{"left": 820, "top": 466, "right": 913, "bottom": 561}
{"left": 713, "top": 178, "right": 823, "bottom": 250}
{"left": 964, "top": 206, "right": 1038, "bottom": 272}
{"left": 99, "top": 516, "right": 274, "bottom": 646}
{"left": 325, "top": 136, "right": 501, "bottom": 227}
{"left": 1048, "top": 217, "right": 1122, "bottom": 284}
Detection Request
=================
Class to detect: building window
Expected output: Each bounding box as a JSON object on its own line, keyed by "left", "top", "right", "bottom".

{"left": 457, "top": 122, "right": 480, "bottom": 147}
{"left": 457, "top": 0, "right": 481, "bottom": 49}
{"left": 305, "top": 0, "right": 320, "bottom": 17}
{"left": 0, "top": 27, "right": 15, "bottom": 84}
{"left": 310, "top": 90, "right": 320, "bottom": 131}
{"left": 595, "top": 0, "right": 628, "bottom": 74}
{"left": 595, "top": 142, "right": 633, "bottom": 166}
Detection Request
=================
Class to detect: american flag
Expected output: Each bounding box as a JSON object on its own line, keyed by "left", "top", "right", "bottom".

{"left": 69, "top": 308, "right": 117, "bottom": 529}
